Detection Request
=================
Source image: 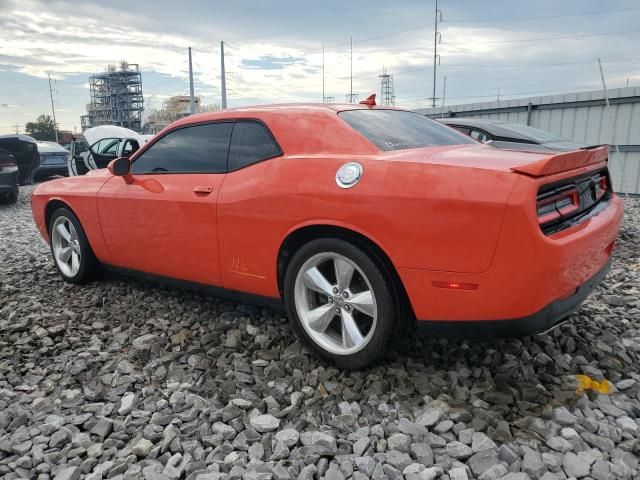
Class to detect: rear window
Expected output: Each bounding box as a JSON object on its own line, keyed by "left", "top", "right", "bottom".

{"left": 339, "top": 109, "right": 474, "bottom": 151}
{"left": 37, "top": 141, "right": 67, "bottom": 153}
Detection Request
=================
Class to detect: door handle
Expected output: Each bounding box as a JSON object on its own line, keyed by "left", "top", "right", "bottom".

{"left": 193, "top": 185, "right": 213, "bottom": 194}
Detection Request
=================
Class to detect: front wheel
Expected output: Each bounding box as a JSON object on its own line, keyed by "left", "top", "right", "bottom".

{"left": 49, "top": 207, "right": 100, "bottom": 284}
{"left": 284, "top": 238, "right": 398, "bottom": 369}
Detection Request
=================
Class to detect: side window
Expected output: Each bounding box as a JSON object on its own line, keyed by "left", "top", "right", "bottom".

{"left": 102, "top": 139, "right": 120, "bottom": 155}
{"left": 470, "top": 129, "right": 490, "bottom": 143}
{"left": 131, "top": 123, "right": 233, "bottom": 174}
{"left": 451, "top": 126, "right": 470, "bottom": 136}
{"left": 92, "top": 138, "right": 120, "bottom": 155}
{"left": 228, "top": 121, "right": 282, "bottom": 171}
{"left": 122, "top": 139, "right": 140, "bottom": 157}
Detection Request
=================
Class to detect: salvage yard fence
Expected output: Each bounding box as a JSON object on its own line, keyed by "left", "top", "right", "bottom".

{"left": 415, "top": 86, "right": 640, "bottom": 195}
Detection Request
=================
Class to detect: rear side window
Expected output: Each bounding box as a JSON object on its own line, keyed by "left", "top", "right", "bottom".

{"left": 339, "top": 109, "right": 474, "bottom": 151}
{"left": 228, "top": 121, "right": 281, "bottom": 171}
{"left": 132, "top": 122, "right": 233, "bottom": 174}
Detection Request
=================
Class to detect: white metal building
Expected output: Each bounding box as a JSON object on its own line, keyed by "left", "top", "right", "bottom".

{"left": 415, "top": 86, "right": 640, "bottom": 194}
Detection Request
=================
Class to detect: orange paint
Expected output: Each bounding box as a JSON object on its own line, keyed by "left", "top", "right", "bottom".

{"left": 31, "top": 104, "right": 623, "bottom": 324}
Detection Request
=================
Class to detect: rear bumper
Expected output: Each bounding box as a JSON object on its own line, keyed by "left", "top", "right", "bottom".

{"left": 35, "top": 164, "right": 68, "bottom": 178}
{"left": 415, "top": 257, "right": 611, "bottom": 337}
{"left": 0, "top": 169, "right": 19, "bottom": 195}
{"left": 400, "top": 189, "right": 623, "bottom": 323}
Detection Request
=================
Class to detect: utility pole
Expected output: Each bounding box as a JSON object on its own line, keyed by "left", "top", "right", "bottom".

{"left": 432, "top": 0, "right": 442, "bottom": 108}
{"left": 350, "top": 36, "right": 353, "bottom": 102}
{"left": 598, "top": 58, "right": 618, "bottom": 154}
{"left": 322, "top": 44, "right": 325, "bottom": 102}
{"left": 47, "top": 73, "right": 59, "bottom": 143}
{"left": 441, "top": 75, "right": 447, "bottom": 118}
{"left": 220, "top": 41, "right": 227, "bottom": 109}
{"left": 13, "top": 124, "right": 20, "bottom": 134}
{"left": 188, "top": 47, "right": 196, "bottom": 115}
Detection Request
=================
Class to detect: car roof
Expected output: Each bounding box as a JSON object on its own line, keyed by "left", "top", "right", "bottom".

{"left": 171, "top": 103, "right": 404, "bottom": 126}
{"left": 0, "top": 134, "right": 38, "bottom": 143}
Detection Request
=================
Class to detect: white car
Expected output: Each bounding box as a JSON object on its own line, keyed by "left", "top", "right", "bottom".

{"left": 68, "top": 126, "right": 153, "bottom": 176}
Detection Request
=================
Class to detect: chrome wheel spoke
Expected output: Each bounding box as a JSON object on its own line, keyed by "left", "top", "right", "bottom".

{"left": 56, "top": 223, "right": 71, "bottom": 242}
{"left": 307, "top": 303, "right": 336, "bottom": 333}
{"left": 58, "top": 247, "right": 72, "bottom": 263}
{"left": 348, "top": 290, "right": 375, "bottom": 317}
{"left": 334, "top": 257, "right": 355, "bottom": 292}
{"left": 303, "top": 267, "right": 334, "bottom": 296}
{"left": 71, "top": 252, "right": 80, "bottom": 272}
{"left": 341, "top": 310, "right": 364, "bottom": 348}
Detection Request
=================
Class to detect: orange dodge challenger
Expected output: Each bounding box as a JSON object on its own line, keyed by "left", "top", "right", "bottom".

{"left": 31, "top": 100, "right": 623, "bottom": 367}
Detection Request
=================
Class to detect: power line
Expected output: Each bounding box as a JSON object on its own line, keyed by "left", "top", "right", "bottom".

{"left": 444, "top": 7, "right": 640, "bottom": 24}
{"left": 442, "top": 28, "right": 640, "bottom": 46}
{"left": 394, "top": 56, "right": 640, "bottom": 75}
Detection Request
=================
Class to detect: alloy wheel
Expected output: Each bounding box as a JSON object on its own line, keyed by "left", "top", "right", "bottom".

{"left": 51, "top": 216, "right": 81, "bottom": 277}
{"left": 294, "top": 252, "right": 378, "bottom": 355}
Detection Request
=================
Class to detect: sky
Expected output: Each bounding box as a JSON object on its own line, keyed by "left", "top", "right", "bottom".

{"left": 1, "top": 0, "right": 639, "bottom": 133}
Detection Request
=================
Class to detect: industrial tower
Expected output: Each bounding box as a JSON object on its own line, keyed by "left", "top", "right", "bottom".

{"left": 379, "top": 68, "right": 395, "bottom": 106}
{"left": 81, "top": 61, "right": 144, "bottom": 132}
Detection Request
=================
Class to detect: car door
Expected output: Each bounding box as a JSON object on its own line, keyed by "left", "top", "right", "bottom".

{"left": 97, "top": 122, "right": 234, "bottom": 286}
{"left": 217, "top": 120, "right": 284, "bottom": 295}
{"left": 89, "top": 138, "right": 122, "bottom": 169}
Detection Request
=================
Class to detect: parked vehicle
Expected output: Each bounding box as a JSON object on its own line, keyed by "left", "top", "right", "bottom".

{"left": 31, "top": 98, "right": 623, "bottom": 367}
{"left": 0, "top": 134, "right": 39, "bottom": 185}
{"left": 34, "top": 141, "right": 71, "bottom": 181}
{"left": 0, "top": 147, "right": 19, "bottom": 203}
{"left": 437, "top": 117, "right": 586, "bottom": 152}
{"left": 68, "top": 126, "right": 149, "bottom": 176}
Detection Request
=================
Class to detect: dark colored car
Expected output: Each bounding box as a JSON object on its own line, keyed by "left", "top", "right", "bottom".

{"left": 34, "top": 141, "right": 71, "bottom": 180}
{"left": 0, "top": 147, "right": 19, "bottom": 204}
{"left": 437, "top": 118, "right": 586, "bottom": 152}
{"left": 0, "top": 134, "right": 39, "bottom": 185}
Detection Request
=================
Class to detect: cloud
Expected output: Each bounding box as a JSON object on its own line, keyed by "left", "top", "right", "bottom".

{"left": 241, "top": 55, "right": 307, "bottom": 70}
{"left": 1, "top": 0, "right": 639, "bottom": 132}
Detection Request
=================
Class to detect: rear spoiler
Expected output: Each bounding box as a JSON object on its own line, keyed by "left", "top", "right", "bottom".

{"left": 511, "top": 145, "right": 608, "bottom": 177}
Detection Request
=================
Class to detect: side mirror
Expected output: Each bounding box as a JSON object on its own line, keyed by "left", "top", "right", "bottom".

{"left": 108, "top": 157, "right": 134, "bottom": 184}
{"left": 108, "top": 157, "right": 131, "bottom": 176}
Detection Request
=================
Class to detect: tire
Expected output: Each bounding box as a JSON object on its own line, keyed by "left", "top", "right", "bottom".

{"left": 49, "top": 207, "right": 100, "bottom": 284}
{"left": 2, "top": 190, "right": 17, "bottom": 204}
{"left": 284, "top": 238, "right": 398, "bottom": 369}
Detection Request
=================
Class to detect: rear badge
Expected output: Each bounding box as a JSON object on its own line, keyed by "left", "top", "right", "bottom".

{"left": 336, "top": 162, "right": 363, "bottom": 189}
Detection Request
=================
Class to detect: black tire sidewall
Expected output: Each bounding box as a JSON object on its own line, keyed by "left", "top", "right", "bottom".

{"left": 49, "top": 207, "right": 97, "bottom": 284}
{"left": 284, "top": 238, "right": 397, "bottom": 369}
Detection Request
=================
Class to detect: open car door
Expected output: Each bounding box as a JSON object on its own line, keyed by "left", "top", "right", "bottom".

{"left": 68, "top": 126, "right": 149, "bottom": 176}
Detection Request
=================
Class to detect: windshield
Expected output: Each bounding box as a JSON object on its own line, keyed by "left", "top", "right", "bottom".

{"left": 37, "top": 141, "right": 67, "bottom": 153}
{"left": 499, "top": 122, "right": 569, "bottom": 143}
{"left": 339, "top": 109, "right": 475, "bottom": 151}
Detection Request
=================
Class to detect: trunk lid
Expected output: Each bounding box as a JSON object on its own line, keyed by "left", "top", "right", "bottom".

{"left": 384, "top": 144, "right": 608, "bottom": 177}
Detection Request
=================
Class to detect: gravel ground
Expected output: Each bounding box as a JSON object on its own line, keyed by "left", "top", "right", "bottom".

{"left": 1, "top": 185, "right": 639, "bottom": 480}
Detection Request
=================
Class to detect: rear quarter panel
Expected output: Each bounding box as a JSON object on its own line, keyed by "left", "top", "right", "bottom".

{"left": 217, "top": 153, "right": 517, "bottom": 297}
{"left": 31, "top": 174, "right": 112, "bottom": 263}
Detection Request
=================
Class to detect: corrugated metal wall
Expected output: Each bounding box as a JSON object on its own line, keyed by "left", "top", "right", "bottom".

{"left": 415, "top": 86, "right": 640, "bottom": 194}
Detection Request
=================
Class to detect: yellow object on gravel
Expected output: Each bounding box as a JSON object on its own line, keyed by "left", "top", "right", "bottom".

{"left": 575, "top": 374, "right": 613, "bottom": 394}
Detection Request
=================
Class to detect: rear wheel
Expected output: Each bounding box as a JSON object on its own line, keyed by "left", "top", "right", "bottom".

{"left": 49, "top": 207, "right": 100, "bottom": 284}
{"left": 284, "top": 238, "right": 398, "bottom": 368}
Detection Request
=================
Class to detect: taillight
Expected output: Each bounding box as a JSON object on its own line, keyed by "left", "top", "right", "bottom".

{"left": 0, "top": 156, "right": 16, "bottom": 167}
{"left": 594, "top": 175, "right": 607, "bottom": 200}
{"left": 537, "top": 187, "right": 579, "bottom": 225}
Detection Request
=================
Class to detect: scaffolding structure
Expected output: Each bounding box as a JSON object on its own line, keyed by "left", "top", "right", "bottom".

{"left": 81, "top": 61, "right": 144, "bottom": 132}
{"left": 379, "top": 68, "right": 395, "bottom": 106}
{"left": 145, "top": 95, "right": 220, "bottom": 134}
